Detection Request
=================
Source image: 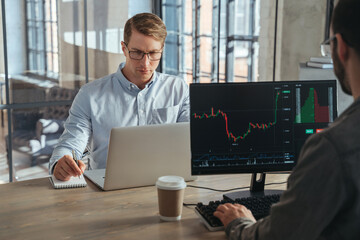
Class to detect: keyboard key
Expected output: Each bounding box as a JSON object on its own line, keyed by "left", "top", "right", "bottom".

{"left": 195, "top": 194, "right": 281, "bottom": 231}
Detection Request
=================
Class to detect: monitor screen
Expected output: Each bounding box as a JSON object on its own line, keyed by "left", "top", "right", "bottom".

{"left": 190, "top": 80, "right": 337, "bottom": 176}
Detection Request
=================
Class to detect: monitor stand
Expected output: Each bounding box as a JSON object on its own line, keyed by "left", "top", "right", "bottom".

{"left": 223, "top": 173, "right": 284, "bottom": 201}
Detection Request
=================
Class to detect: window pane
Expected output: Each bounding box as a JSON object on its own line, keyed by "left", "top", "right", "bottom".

{"left": 26, "top": 1, "right": 33, "bottom": 19}
{"left": 235, "top": 0, "right": 251, "bottom": 35}
{"left": 46, "top": 22, "right": 52, "bottom": 51}
{"left": 52, "top": 23, "right": 59, "bottom": 51}
{"left": 53, "top": 53, "right": 59, "bottom": 73}
{"left": 27, "top": 24, "right": 34, "bottom": 47}
{"left": 47, "top": 52, "right": 53, "bottom": 71}
{"left": 199, "top": 0, "right": 213, "bottom": 36}
{"left": 1, "top": 0, "right": 75, "bottom": 104}
{"left": 162, "top": 0, "right": 260, "bottom": 83}
{"left": 184, "top": 35, "right": 193, "bottom": 84}
{"left": 0, "top": 108, "right": 9, "bottom": 183}
{"left": 252, "top": 41, "right": 259, "bottom": 81}
{"left": 9, "top": 102, "right": 76, "bottom": 181}
{"left": 184, "top": 0, "right": 192, "bottom": 33}
{"left": 218, "top": 39, "right": 226, "bottom": 82}
{"left": 45, "top": 0, "right": 51, "bottom": 21}
{"left": 0, "top": 76, "right": 7, "bottom": 183}
{"left": 36, "top": 0, "right": 44, "bottom": 20}
{"left": 198, "top": 36, "right": 212, "bottom": 83}
{"left": 84, "top": 0, "right": 127, "bottom": 81}
{"left": 233, "top": 41, "right": 249, "bottom": 82}
{"left": 1, "top": 0, "right": 152, "bottom": 182}
{"left": 162, "top": 0, "right": 180, "bottom": 76}
{"left": 36, "top": 21, "right": 44, "bottom": 50}
{"left": 51, "top": 0, "right": 57, "bottom": 21}
{"left": 10, "top": 107, "right": 49, "bottom": 181}
{"left": 164, "top": 34, "right": 179, "bottom": 76}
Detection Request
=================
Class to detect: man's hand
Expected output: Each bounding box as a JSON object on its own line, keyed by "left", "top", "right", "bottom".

{"left": 214, "top": 203, "right": 256, "bottom": 228}
{"left": 53, "top": 155, "right": 86, "bottom": 181}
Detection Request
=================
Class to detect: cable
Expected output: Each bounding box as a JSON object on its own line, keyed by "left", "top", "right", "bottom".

{"left": 186, "top": 181, "right": 287, "bottom": 193}
{"left": 183, "top": 203, "right": 197, "bottom": 207}
{"left": 183, "top": 181, "right": 287, "bottom": 207}
{"left": 265, "top": 181, "right": 287, "bottom": 187}
{"left": 186, "top": 184, "right": 249, "bottom": 192}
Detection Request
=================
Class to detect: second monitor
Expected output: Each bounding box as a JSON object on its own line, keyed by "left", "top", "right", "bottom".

{"left": 190, "top": 80, "right": 337, "bottom": 199}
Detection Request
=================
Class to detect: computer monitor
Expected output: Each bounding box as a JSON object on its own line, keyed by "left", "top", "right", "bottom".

{"left": 190, "top": 80, "right": 337, "bottom": 200}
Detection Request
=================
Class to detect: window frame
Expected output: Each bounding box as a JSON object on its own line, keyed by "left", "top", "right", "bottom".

{"left": 25, "top": 0, "right": 59, "bottom": 80}
{"left": 159, "top": 0, "right": 259, "bottom": 83}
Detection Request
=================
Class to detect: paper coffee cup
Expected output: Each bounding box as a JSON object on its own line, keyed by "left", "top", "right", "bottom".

{"left": 156, "top": 176, "right": 186, "bottom": 221}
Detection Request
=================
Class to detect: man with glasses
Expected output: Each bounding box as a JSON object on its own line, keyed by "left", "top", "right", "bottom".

{"left": 214, "top": 0, "right": 360, "bottom": 239}
{"left": 49, "top": 13, "right": 189, "bottom": 181}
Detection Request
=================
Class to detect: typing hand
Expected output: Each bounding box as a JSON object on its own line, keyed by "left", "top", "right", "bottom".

{"left": 53, "top": 155, "right": 86, "bottom": 181}
{"left": 214, "top": 203, "right": 256, "bottom": 228}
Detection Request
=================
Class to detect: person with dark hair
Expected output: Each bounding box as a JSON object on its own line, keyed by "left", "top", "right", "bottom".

{"left": 214, "top": 0, "right": 360, "bottom": 239}
{"left": 49, "top": 13, "right": 189, "bottom": 181}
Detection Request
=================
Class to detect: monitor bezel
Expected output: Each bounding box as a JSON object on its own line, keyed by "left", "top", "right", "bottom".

{"left": 190, "top": 80, "right": 338, "bottom": 176}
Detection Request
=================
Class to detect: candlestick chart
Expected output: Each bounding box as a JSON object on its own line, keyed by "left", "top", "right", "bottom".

{"left": 192, "top": 91, "right": 280, "bottom": 143}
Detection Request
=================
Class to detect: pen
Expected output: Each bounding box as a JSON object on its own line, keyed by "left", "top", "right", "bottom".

{"left": 72, "top": 149, "right": 81, "bottom": 179}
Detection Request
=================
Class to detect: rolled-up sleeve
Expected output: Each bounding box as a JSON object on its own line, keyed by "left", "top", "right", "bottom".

{"left": 48, "top": 88, "right": 92, "bottom": 174}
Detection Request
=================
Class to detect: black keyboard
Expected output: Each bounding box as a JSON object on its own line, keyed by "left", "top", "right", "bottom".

{"left": 195, "top": 194, "right": 281, "bottom": 231}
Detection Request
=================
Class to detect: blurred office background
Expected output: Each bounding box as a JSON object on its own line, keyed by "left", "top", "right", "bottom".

{"left": 0, "top": 0, "right": 336, "bottom": 183}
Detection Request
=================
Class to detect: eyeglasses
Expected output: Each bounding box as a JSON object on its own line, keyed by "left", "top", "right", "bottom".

{"left": 322, "top": 35, "right": 337, "bottom": 45}
{"left": 124, "top": 43, "right": 163, "bottom": 61}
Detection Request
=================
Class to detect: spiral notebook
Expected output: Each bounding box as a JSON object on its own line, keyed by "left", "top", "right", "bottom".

{"left": 49, "top": 175, "right": 87, "bottom": 189}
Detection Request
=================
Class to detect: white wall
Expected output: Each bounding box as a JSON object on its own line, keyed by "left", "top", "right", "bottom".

{"left": 259, "top": 0, "right": 328, "bottom": 81}
{"left": 276, "top": 0, "right": 327, "bottom": 81}
{"left": 258, "top": 0, "right": 276, "bottom": 81}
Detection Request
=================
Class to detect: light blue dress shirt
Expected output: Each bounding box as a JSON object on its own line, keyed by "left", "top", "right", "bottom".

{"left": 49, "top": 63, "right": 189, "bottom": 172}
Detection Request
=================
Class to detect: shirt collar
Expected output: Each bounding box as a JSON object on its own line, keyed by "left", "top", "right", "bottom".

{"left": 116, "top": 62, "right": 157, "bottom": 91}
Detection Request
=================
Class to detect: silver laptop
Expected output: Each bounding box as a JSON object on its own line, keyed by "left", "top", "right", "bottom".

{"left": 84, "top": 122, "right": 195, "bottom": 191}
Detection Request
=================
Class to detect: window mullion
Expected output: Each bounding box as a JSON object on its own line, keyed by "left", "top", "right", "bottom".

{"left": 225, "top": 0, "right": 235, "bottom": 83}
{"left": 31, "top": 0, "right": 37, "bottom": 70}
{"left": 248, "top": 0, "right": 255, "bottom": 82}
{"left": 49, "top": 0, "right": 54, "bottom": 73}
{"left": 211, "top": 0, "right": 219, "bottom": 83}
{"left": 178, "top": 0, "right": 186, "bottom": 80}
{"left": 192, "top": 0, "right": 200, "bottom": 83}
{"left": 43, "top": 0, "right": 47, "bottom": 73}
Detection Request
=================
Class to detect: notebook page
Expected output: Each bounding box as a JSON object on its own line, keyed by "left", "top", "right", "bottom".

{"left": 49, "top": 175, "right": 87, "bottom": 189}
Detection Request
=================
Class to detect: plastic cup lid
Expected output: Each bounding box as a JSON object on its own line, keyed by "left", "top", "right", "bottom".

{"left": 156, "top": 176, "right": 186, "bottom": 190}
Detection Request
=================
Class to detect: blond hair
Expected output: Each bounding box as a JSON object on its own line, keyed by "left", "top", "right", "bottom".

{"left": 124, "top": 13, "right": 167, "bottom": 46}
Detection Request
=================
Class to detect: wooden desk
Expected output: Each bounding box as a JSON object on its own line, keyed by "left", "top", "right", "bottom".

{"left": 0, "top": 174, "right": 288, "bottom": 240}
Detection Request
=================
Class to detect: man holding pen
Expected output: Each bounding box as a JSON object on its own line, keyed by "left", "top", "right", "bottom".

{"left": 50, "top": 13, "right": 189, "bottom": 181}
